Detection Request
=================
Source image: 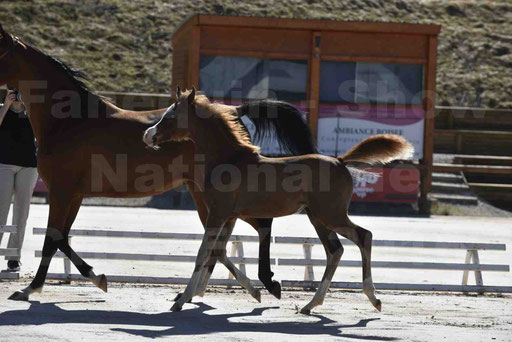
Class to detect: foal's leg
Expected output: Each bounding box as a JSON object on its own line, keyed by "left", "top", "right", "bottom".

{"left": 192, "top": 218, "right": 234, "bottom": 297}
{"left": 186, "top": 182, "right": 253, "bottom": 298}
{"left": 194, "top": 218, "right": 261, "bottom": 302}
{"left": 331, "top": 217, "right": 381, "bottom": 311}
{"left": 196, "top": 217, "right": 280, "bottom": 299}
{"left": 300, "top": 209, "right": 343, "bottom": 314}
{"left": 216, "top": 219, "right": 261, "bottom": 302}
{"left": 171, "top": 212, "right": 228, "bottom": 311}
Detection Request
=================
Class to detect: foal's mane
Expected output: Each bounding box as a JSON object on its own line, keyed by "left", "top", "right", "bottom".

{"left": 193, "top": 94, "right": 260, "bottom": 154}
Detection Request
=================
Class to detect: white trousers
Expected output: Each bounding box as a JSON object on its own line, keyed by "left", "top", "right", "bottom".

{"left": 0, "top": 163, "right": 38, "bottom": 261}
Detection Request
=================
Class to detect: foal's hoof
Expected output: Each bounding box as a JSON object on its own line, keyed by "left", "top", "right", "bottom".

{"left": 8, "top": 291, "right": 28, "bottom": 301}
{"left": 170, "top": 302, "right": 183, "bottom": 312}
{"left": 374, "top": 299, "right": 382, "bottom": 312}
{"left": 270, "top": 281, "right": 281, "bottom": 300}
{"left": 97, "top": 274, "right": 108, "bottom": 293}
{"left": 173, "top": 293, "right": 191, "bottom": 303}
{"left": 300, "top": 307, "right": 311, "bottom": 315}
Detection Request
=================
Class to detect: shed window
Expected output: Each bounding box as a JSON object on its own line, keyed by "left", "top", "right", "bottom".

{"left": 200, "top": 55, "right": 307, "bottom": 101}
{"left": 320, "top": 61, "right": 424, "bottom": 105}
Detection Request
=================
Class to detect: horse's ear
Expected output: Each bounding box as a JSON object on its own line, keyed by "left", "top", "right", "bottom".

{"left": 0, "top": 24, "right": 5, "bottom": 40}
{"left": 0, "top": 25, "right": 13, "bottom": 46}
{"left": 188, "top": 87, "right": 196, "bottom": 104}
{"left": 176, "top": 86, "right": 181, "bottom": 100}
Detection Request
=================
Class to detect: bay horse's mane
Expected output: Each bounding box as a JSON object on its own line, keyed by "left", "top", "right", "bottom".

{"left": 14, "top": 35, "right": 106, "bottom": 104}
{"left": 193, "top": 93, "right": 260, "bottom": 154}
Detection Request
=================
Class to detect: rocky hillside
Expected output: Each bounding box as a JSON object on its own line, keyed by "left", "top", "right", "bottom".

{"left": 1, "top": 0, "right": 511, "bottom": 108}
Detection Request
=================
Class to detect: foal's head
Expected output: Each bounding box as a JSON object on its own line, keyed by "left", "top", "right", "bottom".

{"left": 143, "top": 86, "right": 196, "bottom": 148}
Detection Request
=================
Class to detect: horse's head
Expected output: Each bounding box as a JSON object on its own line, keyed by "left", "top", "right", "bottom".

{"left": 143, "top": 86, "right": 196, "bottom": 149}
{"left": 0, "top": 24, "right": 16, "bottom": 86}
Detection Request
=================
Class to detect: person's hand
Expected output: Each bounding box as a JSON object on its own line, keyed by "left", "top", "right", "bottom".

{"left": 3, "top": 91, "right": 16, "bottom": 109}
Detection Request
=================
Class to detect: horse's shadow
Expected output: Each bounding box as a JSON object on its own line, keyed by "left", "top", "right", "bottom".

{"left": 0, "top": 300, "right": 398, "bottom": 340}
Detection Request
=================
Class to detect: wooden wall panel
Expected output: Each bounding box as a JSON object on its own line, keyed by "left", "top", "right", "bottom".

{"left": 321, "top": 32, "right": 428, "bottom": 61}
{"left": 171, "top": 32, "right": 190, "bottom": 91}
{"left": 200, "top": 26, "right": 311, "bottom": 58}
{"left": 197, "top": 15, "right": 441, "bottom": 36}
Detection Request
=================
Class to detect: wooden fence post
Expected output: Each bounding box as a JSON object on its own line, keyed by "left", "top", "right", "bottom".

{"left": 227, "top": 241, "right": 246, "bottom": 286}
{"left": 462, "top": 249, "right": 484, "bottom": 294}
{"left": 303, "top": 243, "right": 316, "bottom": 290}
{"left": 63, "top": 236, "right": 72, "bottom": 284}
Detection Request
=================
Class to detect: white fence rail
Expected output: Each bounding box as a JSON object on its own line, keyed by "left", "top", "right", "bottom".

{"left": 32, "top": 227, "right": 512, "bottom": 293}
{"left": 0, "top": 225, "right": 20, "bottom": 280}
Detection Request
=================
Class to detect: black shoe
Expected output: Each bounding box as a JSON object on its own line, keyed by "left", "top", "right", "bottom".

{"left": 7, "top": 260, "right": 20, "bottom": 272}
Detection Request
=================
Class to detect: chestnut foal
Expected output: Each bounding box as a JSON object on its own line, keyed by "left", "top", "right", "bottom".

{"left": 144, "top": 88, "right": 414, "bottom": 313}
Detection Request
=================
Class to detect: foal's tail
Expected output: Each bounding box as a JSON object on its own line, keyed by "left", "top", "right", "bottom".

{"left": 339, "top": 134, "right": 414, "bottom": 166}
{"left": 237, "top": 100, "right": 318, "bottom": 155}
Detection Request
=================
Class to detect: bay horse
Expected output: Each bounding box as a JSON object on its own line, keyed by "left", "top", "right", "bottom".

{"left": 144, "top": 88, "right": 414, "bottom": 313}
{"left": 0, "top": 25, "right": 317, "bottom": 302}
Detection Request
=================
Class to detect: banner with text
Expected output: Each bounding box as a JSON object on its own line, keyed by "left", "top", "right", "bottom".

{"left": 317, "top": 104, "right": 424, "bottom": 159}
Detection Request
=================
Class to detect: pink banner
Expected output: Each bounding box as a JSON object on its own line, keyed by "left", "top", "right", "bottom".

{"left": 319, "top": 104, "right": 424, "bottom": 126}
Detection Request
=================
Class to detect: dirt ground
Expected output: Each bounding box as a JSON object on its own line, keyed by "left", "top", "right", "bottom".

{"left": 1, "top": 205, "right": 511, "bottom": 341}
{"left": 0, "top": 281, "right": 511, "bottom": 342}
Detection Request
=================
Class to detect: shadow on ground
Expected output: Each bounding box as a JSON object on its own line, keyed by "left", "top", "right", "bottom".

{"left": 0, "top": 300, "right": 397, "bottom": 340}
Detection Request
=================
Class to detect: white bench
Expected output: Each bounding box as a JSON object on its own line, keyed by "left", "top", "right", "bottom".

{"left": 0, "top": 225, "right": 20, "bottom": 280}
{"left": 32, "top": 227, "right": 512, "bottom": 293}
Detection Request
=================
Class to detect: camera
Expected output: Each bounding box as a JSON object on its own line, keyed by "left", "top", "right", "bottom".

{"left": 12, "top": 89, "right": 22, "bottom": 102}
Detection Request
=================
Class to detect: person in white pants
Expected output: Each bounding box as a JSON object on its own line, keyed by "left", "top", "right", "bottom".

{"left": 0, "top": 90, "right": 38, "bottom": 272}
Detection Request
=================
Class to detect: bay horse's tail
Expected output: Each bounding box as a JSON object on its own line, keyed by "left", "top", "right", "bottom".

{"left": 237, "top": 100, "right": 318, "bottom": 155}
{"left": 340, "top": 134, "right": 414, "bottom": 166}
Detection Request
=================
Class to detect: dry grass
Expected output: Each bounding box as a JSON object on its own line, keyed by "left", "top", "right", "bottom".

{"left": 1, "top": 0, "right": 511, "bottom": 108}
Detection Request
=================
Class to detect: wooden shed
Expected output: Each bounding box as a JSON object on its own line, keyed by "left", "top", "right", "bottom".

{"left": 171, "top": 14, "right": 441, "bottom": 212}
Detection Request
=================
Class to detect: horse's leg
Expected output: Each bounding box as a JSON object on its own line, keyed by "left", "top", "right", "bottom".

{"left": 192, "top": 218, "right": 233, "bottom": 298}
{"left": 244, "top": 217, "right": 281, "bottom": 299}
{"left": 331, "top": 217, "right": 381, "bottom": 311}
{"left": 215, "top": 218, "right": 261, "bottom": 302}
{"left": 171, "top": 212, "right": 228, "bottom": 311}
{"left": 194, "top": 217, "right": 277, "bottom": 300}
{"left": 189, "top": 216, "right": 262, "bottom": 302}
{"left": 56, "top": 196, "right": 107, "bottom": 292}
{"left": 8, "top": 191, "right": 71, "bottom": 300}
{"left": 181, "top": 183, "right": 238, "bottom": 300}
{"left": 300, "top": 209, "right": 343, "bottom": 314}
{"left": 186, "top": 182, "right": 260, "bottom": 301}
{"left": 172, "top": 182, "right": 213, "bottom": 302}
{"left": 8, "top": 193, "right": 107, "bottom": 301}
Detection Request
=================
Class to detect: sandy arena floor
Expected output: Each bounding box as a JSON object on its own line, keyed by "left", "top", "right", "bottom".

{"left": 0, "top": 281, "right": 511, "bottom": 341}
{"left": 0, "top": 205, "right": 511, "bottom": 341}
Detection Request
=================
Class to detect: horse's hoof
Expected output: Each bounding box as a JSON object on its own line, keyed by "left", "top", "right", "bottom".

{"left": 374, "top": 299, "right": 382, "bottom": 312}
{"left": 97, "top": 274, "right": 108, "bottom": 293}
{"left": 8, "top": 291, "right": 28, "bottom": 301}
{"left": 270, "top": 281, "right": 281, "bottom": 300}
{"left": 300, "top": 307, "right": 311, "bottom": 315}
{"left": 170, "top": 302, "right": 183, "bottom": 312}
